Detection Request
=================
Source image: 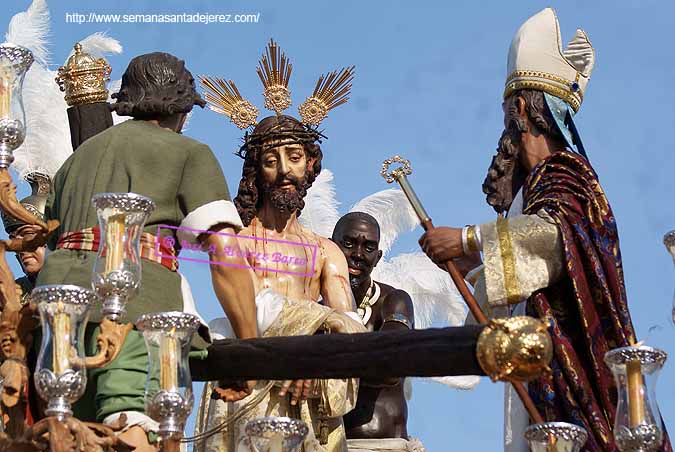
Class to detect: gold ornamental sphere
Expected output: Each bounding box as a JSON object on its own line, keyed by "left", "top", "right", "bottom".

{"left": 476, "top": 316, "right": 553, "bottom": 382}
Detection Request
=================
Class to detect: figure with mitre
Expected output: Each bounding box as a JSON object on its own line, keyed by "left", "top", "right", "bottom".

{"left": 418, "top": 8, "right": 671, "bottom": 452}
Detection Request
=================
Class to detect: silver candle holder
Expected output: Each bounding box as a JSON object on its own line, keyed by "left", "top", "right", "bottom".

{"left": 244, "top": 417, "right": 309, "bottom": 452}
{"left": 525, "top": 422, "right": 588, "bottom": 452}
{"left": 32, "top": 285, "right": 97, "bottom": 420}
{"left": 0, "top": 44, "right": 33, "bottom": 167}
{"left": 605, "top": 346, "right": 667, "bottom": 452}
{"left": 91, "top": 192, "right": 155, "bottom": 321}
{"left": 136, "top": 311, "right": 200, "bottom": 439}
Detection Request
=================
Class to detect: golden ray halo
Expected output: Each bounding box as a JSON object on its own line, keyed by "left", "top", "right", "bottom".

{"left": 256, "top": 39, "right": 292, "bottom": 114}
{"left": 200, "top": 76, "right": 259, "bottom": 129}
{"left": 298, "top": 66, "right": 355, "bottom": 127}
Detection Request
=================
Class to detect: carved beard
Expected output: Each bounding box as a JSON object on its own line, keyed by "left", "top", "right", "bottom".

{"left": 482, "top": 113, "right": 528, "bottom": 214}
{"left": 260, "top": 172, "right": 310, "bottom": 214}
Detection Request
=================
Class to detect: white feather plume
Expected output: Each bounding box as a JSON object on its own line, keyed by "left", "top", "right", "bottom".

{"left": 4, "top": 0, "right": 68, "bottom": 179}
{"left": 72, "top": 32, "right": 122, "bottom": 59}
{"left": 5, "top": 0, "right": 50, "bottom": 65}
{"left": 6, "top": 7, "right": 126, "bottom": 179}
{"left": 349, "top": 189, "right": 418, "bottom": 257}
{"left": 372, "top": 252, "right": 466, "bottom": 328}
{"left": 426, "top": 375, "right": 480, "bottom": 391}
{"left": 298, "top": 169, "right": 340, "bottom": 238}
{"left": 14, "top": 62, "right": 71, "bottom": 179}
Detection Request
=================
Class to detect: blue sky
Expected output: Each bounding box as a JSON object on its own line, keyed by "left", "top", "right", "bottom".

{"left": 3, "top": 1, "right": 675, "bottom": 450}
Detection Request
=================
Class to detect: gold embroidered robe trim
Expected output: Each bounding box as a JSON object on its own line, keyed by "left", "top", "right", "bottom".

{"left": 478, "top": 210, "right": 564, "bottom": 308}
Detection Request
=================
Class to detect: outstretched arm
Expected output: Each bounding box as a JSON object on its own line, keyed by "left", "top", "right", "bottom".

{"left": 319, "top": 238, "right": 356, "bottom": 312}
{"left": 200, "top": 225, "right": 257, "bottom": 340}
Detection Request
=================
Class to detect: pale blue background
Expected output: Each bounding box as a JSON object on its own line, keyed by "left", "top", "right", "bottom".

{"left": 2, "top": 1, "right": 675, "bottom": 450}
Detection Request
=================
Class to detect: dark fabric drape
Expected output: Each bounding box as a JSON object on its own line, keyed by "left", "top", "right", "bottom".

{"left": 524, "top": 151, "right": 670, "bottom": 452}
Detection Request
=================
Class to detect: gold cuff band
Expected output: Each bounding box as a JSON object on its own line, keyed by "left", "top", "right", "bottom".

{"left": 466, "top": 225, "right": 479, "bottom": 253}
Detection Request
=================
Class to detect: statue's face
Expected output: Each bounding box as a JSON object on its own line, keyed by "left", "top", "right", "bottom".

{"left": 333, "top": 219, "right": 382, "bottom": 289}
{"left": 258, "top": 139, "right": 311, "bottom": 213}
{"left": 10, "top": 225, "right": 46, "bottom": 277}
{"left": 260, "top": 140, "right": 308, "bottom": 188}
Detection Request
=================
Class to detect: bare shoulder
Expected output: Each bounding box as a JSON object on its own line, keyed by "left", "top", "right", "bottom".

{"left": 377, "top": 281, "right": 414, "bottom": 319}
{"left": 317, "top": 236, "right": 348, "bottom": 265}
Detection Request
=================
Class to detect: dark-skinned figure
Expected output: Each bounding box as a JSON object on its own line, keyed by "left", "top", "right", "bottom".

{"left": 332, "top": 212, "right": 425, "bottom": 452}
{"left": 418, "top": 9, "right": 670, "bottom": 452}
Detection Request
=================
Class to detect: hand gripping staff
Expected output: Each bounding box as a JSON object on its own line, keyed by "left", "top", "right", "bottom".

{"left": 380, "top": 155, "right": 545, "bottom": 424}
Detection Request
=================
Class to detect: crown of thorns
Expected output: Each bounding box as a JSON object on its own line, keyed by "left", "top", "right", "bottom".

{"left": 236, "top": 124, "right": 327, "bottom": 159}
{"left": 200, "top": 38, "right": 354, "bottom": 154}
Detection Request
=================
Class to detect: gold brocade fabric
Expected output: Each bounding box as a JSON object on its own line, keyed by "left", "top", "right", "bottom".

{"left": 194, "top": 295, "right": 361, "bottom": 452}
{"left": 479, "top": 209, "right": 564, "bottom": 308}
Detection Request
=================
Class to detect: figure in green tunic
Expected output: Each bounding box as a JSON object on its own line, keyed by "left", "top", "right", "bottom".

{"left": 36, "top": 52, "right": 257, "bottom": 450}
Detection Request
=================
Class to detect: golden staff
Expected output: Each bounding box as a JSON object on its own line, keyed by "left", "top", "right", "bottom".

{"left": 381, "top": 155, "right": 545, "bottom": 425}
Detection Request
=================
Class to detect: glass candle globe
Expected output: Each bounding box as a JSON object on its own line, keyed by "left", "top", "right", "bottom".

{"left": 136, "top": 311, "right": 200, "bottom": 439}
{"left": 0, "top": 44, "right": 33, "bottom": 167}
{"left": 524, "top": 422, "right": 588, "bottom": 452}
{"left": 604, "top": 345, "right": 667, "bottom": 451}
{"left": 91, "top": 192, "right": 155, "bottom": 321}
{"left": 244, "top": 417, "right": 309, "bottom": 452}
{"left": 32, "top": 285, "right": 97, "bottom": 419}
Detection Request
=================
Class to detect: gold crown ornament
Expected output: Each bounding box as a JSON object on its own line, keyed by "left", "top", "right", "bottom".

{"left": 55, "top": 42, "right": 112, "bottom": 106}
{"left": 201, "top": 39, "right": 354, "bottom": 131}
{"left": 504, "top": 8, "right": 595, "bottom": 113}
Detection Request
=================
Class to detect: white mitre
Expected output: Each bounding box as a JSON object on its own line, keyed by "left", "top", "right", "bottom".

{"left": 504, "top": 8, "right": 595, "bottom": 113}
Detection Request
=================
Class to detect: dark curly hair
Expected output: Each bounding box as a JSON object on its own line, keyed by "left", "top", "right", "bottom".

{"left": 111, "top": 52, "right": 206, "bottom": 119}
{"left": 482, "top": 89, "right": 564, "bottom": 213}
{"left": 234, "top": 115, "right": 324, "bottom": 226}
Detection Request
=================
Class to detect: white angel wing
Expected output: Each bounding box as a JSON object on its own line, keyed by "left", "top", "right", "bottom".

{"left": 349, "top": 189, "right": 418, "bottom": 258}
{"left": 5, "top": 0, "right": 50, "bottom": 65}
{"left": 372, "top": 252, "right": 479, "bottom": 390}
{"left": 372, "top": 252, "right": 466, "bottom": 328}
{"left": 298, "top": 169, "right": 340, "bottom": 238}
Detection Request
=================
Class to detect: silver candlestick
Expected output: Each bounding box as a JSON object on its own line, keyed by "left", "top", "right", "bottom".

{"left": 136, "top": 311, "right": 200, "bottom": 440}
{"left": 91, "top": 192, "right": 155, "bottom": 321}
{"left": 32, "top": 285, "right": 97, "bottom": 419}
{"left": 605, "top": 346, "right": 667, "bottom": 451}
